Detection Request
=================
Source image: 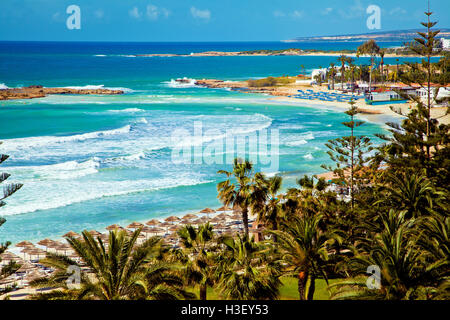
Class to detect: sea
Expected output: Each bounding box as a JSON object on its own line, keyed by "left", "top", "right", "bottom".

{"left": 0, "top": 41, "right": 431, "bottom": 244}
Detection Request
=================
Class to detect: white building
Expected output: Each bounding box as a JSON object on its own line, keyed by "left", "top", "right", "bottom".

{"left": 440, "top": 38, "right": 450, "bottom": 50}
{"left": 416, "top": 87, "right": 450, "bottom": 103}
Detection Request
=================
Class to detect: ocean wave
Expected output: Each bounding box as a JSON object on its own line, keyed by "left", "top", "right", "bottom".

{"left": 2, "top": 125, "right": 131, "bottom": 151}
{"left": 303, "top": 153, "right": 314, "bottom": 160}
{"left": 163, "top": 78, "right": 198, "bottom": 88}
{"left": 107, "top": 108, "right": 145, "bottom": 113}
{"left": 93, "top": 54, "right": 106, "bottom": 57}
{"left": 1, "top": 177, "right": 212, "bottom": 216}
{"left": 0, "top": 83, "right": 9, "bottom": 90}
{"left": 285, "top": 139, "right": 308, "bottom": 147}
{"left": 6, "top": 159, "right": 100, "bottom": 180}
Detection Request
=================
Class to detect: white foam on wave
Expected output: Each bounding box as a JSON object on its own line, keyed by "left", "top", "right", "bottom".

{"left": 303, "top": 153, "right": 314, "bottom": 160}
{"left": 62, "top": 85, "right": 134, "bottom": 93}
{"left": 1, "top": 176, "right": 212, "bottom": 216}
{"left": 2, "top": 125, "right": 131, "bottom": 151}
{"left": 6, "top": 159, "right": 100, "bottom": 180}
{"left": 163, "top": 78, "right": 198, "bottom": 88}
{"left": 93, "top": 54, "right": 106, "bottom": 57}
{"left": 0, "top": 83, "right": 9, "bottom": 90}
{"left": 285, "top": 139, "right": 308, "bottom": 147}
{"left": 136, "top": 117, "right": 148, "bottom": 124}
{"left": 108, "top": 108, "right": 145, "bottom": 113}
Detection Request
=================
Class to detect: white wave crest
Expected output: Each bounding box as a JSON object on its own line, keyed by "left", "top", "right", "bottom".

{"left": 6, "top": 159, "right": 100, "bottom": 180}
{"left": 0, "top": 83, "right": 9, "bottom": 90}
{"left": 163, "top": 78, "right": 198, "bottom": 88}
{"left": 1, "top": 177, "right": 212, "bottom": 216}
{"left": 108, "top": 108, "right": 145, "bottom": 113}
{"left": 61, "top": 85, "right": 134, "bottom": 93}
{"left": 303, "top": 153, "right": 314, "bottom": 160}
{"left": 2, "top": 125, "right": 131, "bottom": 151}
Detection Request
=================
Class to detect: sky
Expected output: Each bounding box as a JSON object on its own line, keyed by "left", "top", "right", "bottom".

{"left": 0, "top": 0, "right": 449, "bottom": 41}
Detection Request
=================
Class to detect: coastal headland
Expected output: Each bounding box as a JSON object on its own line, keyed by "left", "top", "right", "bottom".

{"left": 0, "top": 85, "right": 124, "bottom": 101}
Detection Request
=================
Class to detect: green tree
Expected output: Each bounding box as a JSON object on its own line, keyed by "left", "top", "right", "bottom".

{"left": 322, "top": 101, "right": 373, "bottom": 210}
{"left": 217, "top": 158, "right": 266, "bottom": 236}
{"left": 215, "top": 234, "right": 280, "bottom": 300}
{"left": 0, "top": 143, "right": 23, "bottom": 280}
{"left": 272, "top": 214, "right": 338, "bottom": 300}
{"left": 357, "top": 40, "right": 380, "bottom": 92}
{"left": 175, "top": 223, "right": 216, "bottom": 300}
{"left": 30, "top": 229, "right": 193, "bottom": 300}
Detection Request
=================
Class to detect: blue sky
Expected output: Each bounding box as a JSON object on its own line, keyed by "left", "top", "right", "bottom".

{"left": 0, "top": 0, "right": 448, "bottom": 41}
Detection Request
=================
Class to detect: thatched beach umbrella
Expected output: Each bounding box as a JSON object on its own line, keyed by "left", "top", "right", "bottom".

{"left": 24, "top": 269, "right": 45, "bottom": 282}
{"left": 182, "top": 213, "right": 197, "bottom": 220}
{"left": 217, "top": 206, "right": 232, "bottom": 212}
{"left": 106, "top": 224, "right": 123, "bottom": 231}
{"left": 146, "top": 219, "right": 160, "bottom": 226}
{"left": 37, "top": 238, "right": 53, "bottom": 251}
{"left": 200, "top": 208, "right": 215, "bottom": 218}
{"left": 15, "top": 241, "right": 34, "bottom": 248}
{"left": 165, "top": 216, "right": 181, "bottom": 224}
{"left": 150, "top": 227, "right": 164, "bottom": 235}
{"left": 209, "top": 216, "right": 222, "bottom": 224}
{"left": 88, "top": 230, "right": 102, "bottom": 237}
{"left": 63, "top": 231, "right": 79, "bottom": 238}
{"left": 55, "top": 244, "right": 72, "bottom": 255}
{"left": 127, "top": 222, "right": 144, "bottom": 229}
{"left": 27, "top": 248, "right": 46, "bottom": 260}
{"left": 17, "top": 261, "right": 36, "bottom": 273}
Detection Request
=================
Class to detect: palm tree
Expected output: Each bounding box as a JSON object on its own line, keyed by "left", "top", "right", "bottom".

{"left": 215, "top": 234, "right": 280, "bottom": 300}
{"left": 377, "top": 173, "right": 444, "bottom": 219}
{"left": 217, "top": 158, "right": 266, "bottom": 236}
{"left": 329, "top": 63, "right": 336, "bottom": 90}
{"left": 331, "top": 210, "right": 443, "bottom": 300}
{"left": 30, "top": 229, "right": 192, "bottom": 300}
{"left": 357, "top": 40, "right": 380, "bottom": 92}
{"left": 337, "top": 55, "right": 349, "bottom": 88}
{"left": 271, "top": 214, "right": 338, "bottom": 300}
{"left": 174, "top": 223, "right": 216, "bottom": 300}
{"left": 379, "top": 49, "right": 386, "bottom": 83}
{"left": 251, "top": 175, "right": 283, "bottom": 242}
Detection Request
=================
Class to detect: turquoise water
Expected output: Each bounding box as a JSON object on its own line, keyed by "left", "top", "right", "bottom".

{"left": 0, "top": 42, "right": 426, "bottom": 244}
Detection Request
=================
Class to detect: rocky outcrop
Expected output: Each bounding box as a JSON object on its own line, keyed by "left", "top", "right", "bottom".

{"left": 0, "top": 86, "right": 124, "bottom": 101}
{"left": 193, "top": 79, "right": 290, "bottom": 96}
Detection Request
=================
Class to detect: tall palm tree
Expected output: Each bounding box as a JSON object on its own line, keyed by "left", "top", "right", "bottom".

{"left": 271, "top": 214, "right": 338, "bottom": 300}
{"left": 337, "top": 55, "right": 348, "bottom": 88}
{"left": 174, "top": 223, "right": 216, "bottom": 300}
{"left": 217, "top": 158, "right": 266, "bottom": 236}
{"left": 329, "top": 63, "right": 336, "bottom": 90}
{"left": 251, "top": 175, "right": 283, "bottom": 242}
{"left": 357, "top": 40, "right": 380, "bottom": 92}
{"left": 379, "top": 49, "right": 386, "bottom": 83}
{"left": 215, "top": 234, "right": 280, "bottom": 300}
{"left": 30, "top": 229, "right": 192, "bottom": 300}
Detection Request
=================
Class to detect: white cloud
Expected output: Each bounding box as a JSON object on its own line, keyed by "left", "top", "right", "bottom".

{"left": 129, "top": 7, "right": 142, "bottom": 19}
{"left": 190, "top": 7, "right": 211, "bottom": 20}
{"left": 146, "top": 4, "right": 159, "bottom": 20}
{"left": 274, "top": 10, "right": 303, "bottom": 19}
{"left": 290, "top": 10, "right": 304, "bottom": 19}
{"left": 389, "top": 7, "right": 407, "bottom": 15}
{"left": 146, "top": 4, "right": 170, "bottom": 20}
{"left": 322, "top": 7, "right": 333, "bottom": 15}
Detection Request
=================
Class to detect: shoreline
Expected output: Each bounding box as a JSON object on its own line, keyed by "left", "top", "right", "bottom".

{"left": 193, "top": 79, "right": 450, "bottom": 126}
